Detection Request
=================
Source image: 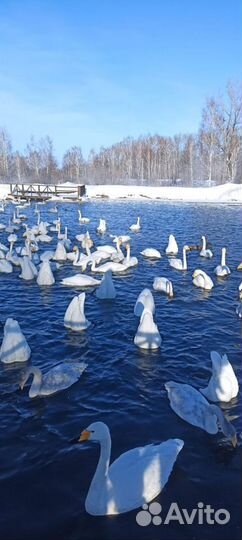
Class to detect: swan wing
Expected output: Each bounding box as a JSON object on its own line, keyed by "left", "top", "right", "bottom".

{"left": 101, "top": 439, "right": 184, "bottom": 514}
{"left": 41, "top": 362, "right": 87, "bottom": 395}
{"left": 165, "top": 382, "right": 218, "bottom": 434}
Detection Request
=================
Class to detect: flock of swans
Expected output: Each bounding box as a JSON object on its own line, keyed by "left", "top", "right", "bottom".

{"left": 0, "top": 198, "right": 241, "bottom": 516}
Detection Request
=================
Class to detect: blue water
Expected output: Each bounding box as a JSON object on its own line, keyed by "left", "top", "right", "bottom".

{"left": 0, "top": 200, "right": 241, "bottom": 540}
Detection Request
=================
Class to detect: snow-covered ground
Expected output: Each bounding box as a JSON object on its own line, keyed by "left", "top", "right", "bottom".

{"left": 0, "top": 182, "right": 242, "bottom": 204}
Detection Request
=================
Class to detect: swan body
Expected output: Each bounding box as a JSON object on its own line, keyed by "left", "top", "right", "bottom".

{"left": 140, "top": 248, "right": 161, "bottom": 259}
{"left": 134, "top": 308, "right": 161, "bottom": 349}
{"left": 237, "top": 262, "right": 242, "bottom": 270}
{"left": 129, "top": 217, "right": 140, "bottom": 232}
{"left": 214, "top": 248, "right": 231, "bottom": 277}
{"left": 90, "top": 259, "right": 127, "bottom": 274}
{"left": 200, "top": 236, "right": 213, "bottom": 258}
{"left": 61, "top": 274, "right": 101, "bottom": 287}
{"left": 37, "top": 261, "right": 55, "bottom": 286}
{"left": 123, "top": 244, "right": 138, "bottom": 268}
{"left": 19, "top": 256, "right": 38, "bottom": 280}
{"left": 20, "top": 362, "right": 87, "bottom": 397}
{"left": 97, "top": 245, "right": 116, "bottom": 255}
{"left": 76, "top": 422, "right": 184, "bottom": 515}
{"left": 78, "top": 210, "right": 90, "bottom": 224}
{"left": 97, "top": 219, "right": 107, "bottom": 234}
{"left": 0, "top": 259, "right": 13, "bottom": 273}
{"left": 134, "top": 289, "right": 155, "bottom": 317}
{"left": 165, "top": 234, "right": 178, "bottom": 255}
{"left": 199, "top": 351, "right": 239, "bottom": 402}
{"left": 53, "top": 241, "right": 67, "bottom": 261}
{"left": 64, "top": 293, "right": 91, "bottom": 330}
{"left": 95, "top": 270, "right": 117, "bottom": 299}
{"left": 165, "top": 381, "right": 237, "bottom": 446}
{"left": 169, "top": 245, "right": 189, "bottom": 271}
{"left": 0, "top": 318, "right": 31, "bottom": 363}
{"left": 153, "top": 277, "right": 174, "bottom": 297}
{"left": 192, "top": 269, "right": 214, "bottom": 290}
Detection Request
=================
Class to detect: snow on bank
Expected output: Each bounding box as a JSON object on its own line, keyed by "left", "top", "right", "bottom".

{"left": 0, "top": 182, "right": 242, "bottom": 204}
{"left": 85, "top": 183, "right": 242, "bottom": 204}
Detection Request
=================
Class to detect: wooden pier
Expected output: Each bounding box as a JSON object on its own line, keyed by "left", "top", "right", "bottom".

{"left": 8, "top": 183, "right": 86, "bottom": 201}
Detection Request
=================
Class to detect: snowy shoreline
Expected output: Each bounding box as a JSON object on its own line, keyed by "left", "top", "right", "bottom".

{"left": 0, "top": 182, "right": 242, "bottom": 204}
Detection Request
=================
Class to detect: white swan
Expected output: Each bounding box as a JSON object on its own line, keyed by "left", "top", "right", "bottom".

{"left": 53, "top": 241, "right": 67, "bottom": 261}
{"left": 200, "top": 236, "right": 213, "bottom": 258}
{"left": 74, "top": 421, "right": 184, "bottom": 515}
{"left": 140, "top": 248, "right": 161, "bottom": 259}
{"left": 0, "top": 259, "right": 13, "bottom": 273}
{"left": 134, "top": 308, "right": 161, "bottom": 349}
{"left": 165, "top": 381, "right": 237, "bottom": 446}
{"left": 19, "top": 256, "right": 38, "bottom": 280}
{"left": 0, "top": 318, "right": 31, "bottom": 363}
{"left": 78, "top": 209, "right": 90, "bottom": 223}
{"left": 37, "top": 260, "right": 55, "bottom": 286}
{"left": 129, "top": 217, "right": 140, "bottom": 232}
{"left": 64, "top": 292, "right": 91, "bottom": 330}
{"left": 214, "top": 248, "right": 231, "bottom": 277}
{"left": 239, "top": 281, "right": 242, "bottom": 299}
{"left": 237, "top": 261, "right": 242, "bottom": 270}
{"left": 199, "top": 351, "right": 239, "bottom": 403}
{"left": 95, "top": 270, "right": 117, "bottom": 299}
{"left": 236, "top": 304, "right": 242, "bottom": 318}
{"left": 169, "top": 245, "right": 189, "bottom": 271}
{"left": 20, "top": 362, "right": 87, "bottom": 397}
{"left": 61, "top": 274, "right": 101, "bottom": 287}
{"left": 110, "top": 239, "right": 125, "bottom": 262}
{"left": 90, "top": 259, "right": 127, "bottom": 274}
{"left": 134, "top": 289, "right": 155, "bottom": 317}
{"left": 97, "top": 244, "right": 117, "bottom": 255}
{"left": 192, "top": 269, "right": 214, "bottom": 290}
{"left": 165, "top": 234, "right": 178, "bottom": 255}
{"left": 153, "top": 277, "right": 174, "bottom": 297}
{"left": 123, "top": 244, "right": 138, "bottom": 268}
{"left": 97, "top": 219, "right": 107, "bottom": 234}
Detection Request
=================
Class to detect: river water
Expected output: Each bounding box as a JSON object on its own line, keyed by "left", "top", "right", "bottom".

{"left": 0, "top": 199, "right": 241, "bottom": 540}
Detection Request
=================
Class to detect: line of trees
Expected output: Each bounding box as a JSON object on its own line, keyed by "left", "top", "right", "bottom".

{"left": 1, "top": 81, "right": 241, "bottom": 185}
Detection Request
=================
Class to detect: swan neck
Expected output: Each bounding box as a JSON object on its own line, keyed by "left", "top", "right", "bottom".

{"left": 182, "top": 248, "right": 187, "bottom": 269}
{"left": 92, "top": 434, "right": 111, "bottom": 485}
{"left": 28, "top": 367, "right": 42, "bottom": 397}
{"left": 202, "top": 236, "right": 206, "bottom": 250}
{"left": 221, "top": 249, "right": 226, "bottom": 266}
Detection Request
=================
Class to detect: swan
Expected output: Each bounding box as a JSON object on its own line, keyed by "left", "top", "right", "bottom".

{"left": 49, "top": 205, "right": 58, "bottom": 213}
{"left": 0, "top": 242, "right": 8, "bottom": 252}
{"left": 97, "top": 219, "right": 107, "bottom": 234}
{"left": 129, "top": 217, "right": 140, "bottom": 232}
{"left": 134, "top": 289, "right": 155, "bottom": 317}
{"left": 19, "top": 256, "right": 38, "bottom": 280}
{"left": 64, "top": 292, "right": 91, "bottom": 330}
{"left": 199, "top": 351, "right": 239, "bottom": 402}
{"left": 169, "top": 245, "right": 189, "bottom": 271}
{"left": 95, "top": 270, "right": 117, "bottom": 299}
{"left": 0, "top": 318, "right": 31, "bottom": 363}
{"left": 140, "top": 248, "right": 161, "bottom": 259}
{"left": 90, "top": 259, "right": 127, "bottom": 274}
{"left": 192, "top": 269, "right": 214, "bottom": 290}
{"left": 123, "top": 244, "right": 138, "bottom": 268}
{"left": 0, "top": 223, "right": 6, "bottom": 231}
{"left": 239, "top": 281, "right": 242, "bottom": 299}
{"left": 237, "top": 262, "right": 242, "bottom": 270}
{"left": 110, "top": 239, "right": 125, "bottom": 262}
{"left": 134, "top": 308, "right": 161, "bottom": 349}
{"left": 112, "top": 235, "right": 131, "bottom": 245}
{"left": 78, "top": 209, "right": 90, "bottom": 224}
{"left": 96, "top": 244, "right": 117, "bottom": 255}
{"left": 200, "top": 236, "right": 213, "bottom": 258}
{"left": 20, "top": 362, "right": 87, "bottom": 397}
{"left": 0, "top": 259, "right": 13, "bottom": 273}
{"left": 73, "top": 421, "right": 184, "bottom": 515}
{"left": 53, "top": 241, "right": 67, "bottom": 261}
{"left": 165, "top": 234, "right": 178, "bottom": 255}
{"left": 153, "top": 277, "right": 174, "bottom": 297}
{"left": 37, "top": 260, "right": 55, "bottom": 286}
{"left": 214, "top": 248, "right": 231, "bottom": 277}
{"left": 165, "top": 381, "right": 237, "bottom": 446}
{"left": 61, "top": 274, "right": 101, "bottom": 287}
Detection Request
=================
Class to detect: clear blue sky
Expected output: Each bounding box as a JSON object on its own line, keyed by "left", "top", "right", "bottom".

{"left": 0, "top": 0, "right": 241, "bottom": 162}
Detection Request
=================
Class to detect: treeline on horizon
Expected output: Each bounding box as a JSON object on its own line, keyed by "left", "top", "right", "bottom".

{"left": 0, "top": 81, "right": 241, "bottom": 186}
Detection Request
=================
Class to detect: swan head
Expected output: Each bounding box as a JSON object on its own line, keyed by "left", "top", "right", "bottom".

{"left": 183, "top": 245, "right": 190, "bottom": 251}
{"left": 192, "top": 269, "right": 205, "bottom": 278}
{"left": 78, "top": 422, "right": 110, "bottom": 443}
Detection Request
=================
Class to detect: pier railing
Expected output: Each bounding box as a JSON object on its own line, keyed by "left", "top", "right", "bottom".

{"left": 8, "top": 183, "right": 86, "bottom": 200}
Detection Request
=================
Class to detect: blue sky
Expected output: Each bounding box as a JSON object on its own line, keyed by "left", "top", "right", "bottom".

{"left": 0, "top": 0, "right": 241, "bottom": 161}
